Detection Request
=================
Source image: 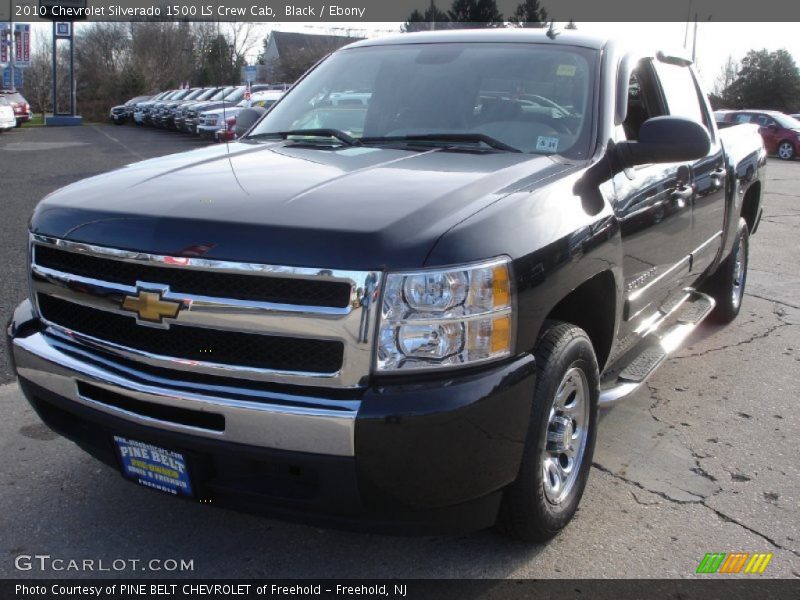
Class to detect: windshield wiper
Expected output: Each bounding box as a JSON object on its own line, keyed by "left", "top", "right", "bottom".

{"left": 247, "top": 129, "right": 361, "bottom": 146}
{"left": 361, "top": 133, "right": 521, "bottom": 153}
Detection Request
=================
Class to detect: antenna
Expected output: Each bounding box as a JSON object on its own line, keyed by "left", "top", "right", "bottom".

{"left": 546, "top": 22, "right": 560, "bottom": 40}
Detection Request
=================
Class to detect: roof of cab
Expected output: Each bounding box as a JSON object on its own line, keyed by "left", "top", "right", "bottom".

{"left": 342, "top": 29, "right": 608, "bottom": 51}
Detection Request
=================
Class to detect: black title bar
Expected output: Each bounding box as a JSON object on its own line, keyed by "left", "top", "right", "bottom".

{"left": 4, "top": 579, "right": 800, "bottom": 600}
{"left": 4, "top": 0, "right": 800, "bottom": 22}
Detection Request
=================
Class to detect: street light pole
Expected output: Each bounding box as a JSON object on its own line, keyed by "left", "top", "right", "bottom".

{"left": 9, "top": 0, "right": 16, "bottom": 91}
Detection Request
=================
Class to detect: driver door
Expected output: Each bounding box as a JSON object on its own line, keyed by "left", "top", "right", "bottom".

{"left": 613, "top": 60, "right": 694, "bottom": 331}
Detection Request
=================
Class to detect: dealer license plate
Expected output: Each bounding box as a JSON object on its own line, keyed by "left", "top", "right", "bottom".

{"left": 114, "top": 436, "right": 193, "bottom": 497}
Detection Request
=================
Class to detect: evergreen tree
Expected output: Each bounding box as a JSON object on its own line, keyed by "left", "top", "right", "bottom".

{"left": 723, "top": 49, "right": 800, "bottom": 112}
{"left": 447, "top": 0, "right": 504, "bottom": 28}
{"left": 404, "top": 2, "right": 451, "bottom": 32}
{"left": 509, "top": 0, "right": 548, "bottom": 28}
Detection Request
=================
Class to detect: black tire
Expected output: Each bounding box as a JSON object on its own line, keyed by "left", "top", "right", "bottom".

{"left": 15, "top": 120, "right": 22, "bottom": 128}
{"left": 500, "top": 321, "right": 599, "bottom": 542}
{"left": 776, "top": 140, "right": 796, "bottom": 161}
{"left": 706, "top": 217, "right": 749, "bottom": 324}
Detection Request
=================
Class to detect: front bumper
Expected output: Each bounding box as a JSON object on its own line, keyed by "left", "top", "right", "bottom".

{"left": 216, "top": 129, "right": 236, "bottom": 142}
{"left": 197, "top": 124, "right": 222, "bottom": 137}
{"left": 7, "top": 300, "right": 535, "bottom": 533}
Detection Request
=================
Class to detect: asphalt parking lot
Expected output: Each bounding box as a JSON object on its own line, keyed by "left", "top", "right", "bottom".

{"left": 0, "top": 125, "right": 798, "bottom": 579}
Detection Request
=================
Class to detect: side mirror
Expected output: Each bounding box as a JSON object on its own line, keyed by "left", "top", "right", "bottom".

{"left": 235, "top": 107, "right": 266, "bottom": 139}
{"left": 616, "top": 116, "right": 711, "bottom": 167}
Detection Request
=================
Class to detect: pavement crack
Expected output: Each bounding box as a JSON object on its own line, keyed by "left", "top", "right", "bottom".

{"left": 591, "top": 462, "right": 703, "bottom": 505}
{"left": 595, "top": 462, "right": 799, "bottom": 558}
{"left": 645, "top": 382, "right": 668, "bottom": 424}
{"left": 671, "top": 322, "right": 790, "bottom": 360}
{"left": 630, "top": 491, "right": 660, "bottom": 506}
{"left": 698, "top": 502, "right": 800, "bottom": 558}
{"left": 744, "top": 292, "right": 800, "bottom": 311}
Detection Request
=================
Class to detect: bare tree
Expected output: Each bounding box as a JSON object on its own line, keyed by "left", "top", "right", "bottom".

{"left": 21, "top": 30, "right": 52, "bottom": 117}
{"left": 226, "top": 22, "right": 258, "bottom": 64}
{"left": 713, "top": 54, "right": 739, "bottom": 97}
{"left": 129, "top": 22, "right": 195, "bottom": 91}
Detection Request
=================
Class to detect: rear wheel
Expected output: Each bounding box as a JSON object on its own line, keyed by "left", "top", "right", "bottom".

{"left": 777, "top": 141, "right": 796, "bottom": 160}
{"left": 706, "top": 217, "right": 749, "bottom": 323}
{"left": 500, "top": 321, "right": 599, "bottom": 542}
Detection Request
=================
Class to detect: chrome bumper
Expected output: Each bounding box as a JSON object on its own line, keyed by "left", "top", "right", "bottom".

{"left": 12, "top": 332, "right": 357, "bottom": 457}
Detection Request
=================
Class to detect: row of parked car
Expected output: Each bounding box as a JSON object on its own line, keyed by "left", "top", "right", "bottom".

{"left": 110, "top": 84, "right": 288, "bottom": 142}
{"left": 715, "top": 109, "right": 800, "bottom": 160}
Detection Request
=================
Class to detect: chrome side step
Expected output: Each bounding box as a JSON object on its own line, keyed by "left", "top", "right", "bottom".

{"left": 599, "top": 290, "right": 715, "bottom": 406}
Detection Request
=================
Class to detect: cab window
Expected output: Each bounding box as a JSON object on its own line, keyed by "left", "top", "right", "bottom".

{"left": 653, "top": 61, "right": 712, "bottom": 134}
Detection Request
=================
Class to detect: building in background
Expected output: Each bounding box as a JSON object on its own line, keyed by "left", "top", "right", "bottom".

{"left": 259, "top": 31, "right": 363, "bottom": 84}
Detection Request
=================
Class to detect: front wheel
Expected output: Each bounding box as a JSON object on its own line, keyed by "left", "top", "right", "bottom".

{"left": 777, "top": 141, "right": 796, "bottom": 160}
{"left": 500, "top": 321, "right": 599, "bottom": 542}
{"left": 706, "top": 217, "right": 749, "bottom": 323}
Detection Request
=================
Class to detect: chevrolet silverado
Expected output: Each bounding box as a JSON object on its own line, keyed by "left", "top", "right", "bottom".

{"left": 7, "top": 29, "right": 765, "bottom": 541}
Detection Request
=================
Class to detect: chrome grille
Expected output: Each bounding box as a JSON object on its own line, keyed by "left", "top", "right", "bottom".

{"left": 35, "top": 245, "right": 353, "bottom": 307}
{"left": 30, "top": 234, "right": 381, "bottom": 388}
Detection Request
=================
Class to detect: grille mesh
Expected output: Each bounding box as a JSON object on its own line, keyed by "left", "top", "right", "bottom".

{"left": 35, "top": 245, "right": 352, "bottom": 308}
{"left": 38, "top": 295, "right": 344, "bottom": 374}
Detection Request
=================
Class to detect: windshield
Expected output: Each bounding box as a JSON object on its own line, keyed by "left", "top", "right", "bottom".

{"left": 211, "top": 87, "right": 235, "bottom": 101}
{"left": 225, "top": 87, "right": 246, "bottom": 102}
{"left": 180, "top": 89, "right": 204, "bottom": 101}
{"left": 248, "top": 43, "right": 596, "bottom": 156}
{"left": 195, "top": 88, "right": 218, "bottom": 101}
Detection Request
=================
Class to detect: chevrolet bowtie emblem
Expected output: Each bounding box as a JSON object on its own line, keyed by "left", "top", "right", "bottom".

{"left": 121, "top": 289, "right": 181, "bottom": 324}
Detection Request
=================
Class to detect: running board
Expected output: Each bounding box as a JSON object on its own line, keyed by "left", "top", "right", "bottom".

{"left": 599, "top": 290, "right": 715, "bottom": 406}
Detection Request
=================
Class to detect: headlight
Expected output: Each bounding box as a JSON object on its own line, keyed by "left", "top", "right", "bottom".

{"left": 377, "top": 257, "right": 513, "bottom": 372}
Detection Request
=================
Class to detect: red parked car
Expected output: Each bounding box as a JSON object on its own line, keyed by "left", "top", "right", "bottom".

{"left": 215, "top": 115, "right": 237, "bottom": 142}
{"left": 716, "top": 109, "right": 800, "bottom": 160}
{"left": 0, "top": 90, "right": 32, "bottom": 127}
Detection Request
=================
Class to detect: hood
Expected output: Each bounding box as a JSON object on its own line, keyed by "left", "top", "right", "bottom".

{"left": 203, "top": 106, "right": 243, "bottom": 117}
{"left": 31, "top": 142, "right": 571, "bottom": 270}
{"left": 196, "top": 100, "right": 240, "bottom": 114}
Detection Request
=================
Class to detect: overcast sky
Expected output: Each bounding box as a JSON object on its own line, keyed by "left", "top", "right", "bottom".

{"left": 22, "top": 21, "right": 800, "bottom": 92}
{"left": 235, "top": 21, "right": 800, "bottom": 91}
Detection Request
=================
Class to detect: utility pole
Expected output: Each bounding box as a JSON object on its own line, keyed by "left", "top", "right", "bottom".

{"left": 683, "top": 0, "right": 692, "bottom": 48}
{"left": 692, "top": 14, "right": 698, "bottom": 63}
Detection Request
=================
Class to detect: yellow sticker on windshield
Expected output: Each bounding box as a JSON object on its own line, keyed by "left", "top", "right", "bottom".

{"left": 557, "top": 65, "right": 577, "bottom": 77}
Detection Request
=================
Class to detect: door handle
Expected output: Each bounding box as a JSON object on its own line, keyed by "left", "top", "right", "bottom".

{"left": 671, "top": 185, "right": 694, "bottom": 208}
{"left": 710, "top": 168, "right": 725, "bottom": 190}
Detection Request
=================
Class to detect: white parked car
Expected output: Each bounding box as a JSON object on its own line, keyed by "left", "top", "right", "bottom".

{"left": 196, "top": 106, "right": 242, "bottom": 139}
{"left": 0, "top": 96, "right": 17, "bottom": 131}
{"left": 246, "top": 90, "right": 284, "bottom": 110}
{"left": 215, "top": 91, "right": 284, "bottom": 142}
{"left": 198, "top": 90, "right": 286, "bottom": 139}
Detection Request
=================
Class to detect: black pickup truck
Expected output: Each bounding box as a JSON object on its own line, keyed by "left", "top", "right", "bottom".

{"left": 7, "top": 30, "right": 765, "bottom": 541}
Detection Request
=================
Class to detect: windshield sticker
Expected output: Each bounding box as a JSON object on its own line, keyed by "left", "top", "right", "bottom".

{"left": 556, "top": 65, "right": 577, "bottom": 77}
{"left": 536, "top": 136, "right": 560, "bottom": 152}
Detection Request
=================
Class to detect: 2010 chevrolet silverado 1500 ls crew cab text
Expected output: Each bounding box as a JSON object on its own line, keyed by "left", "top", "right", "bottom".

{"left": 7, "top": 30, "right": 765, "bottom": 541}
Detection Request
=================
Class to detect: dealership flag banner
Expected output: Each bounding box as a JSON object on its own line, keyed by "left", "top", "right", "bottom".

{"left": 14, "top": 23, "right": 30, "bottom": 66}
{"left": 0, "top": 23, "right": 10, "bottom": 64}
